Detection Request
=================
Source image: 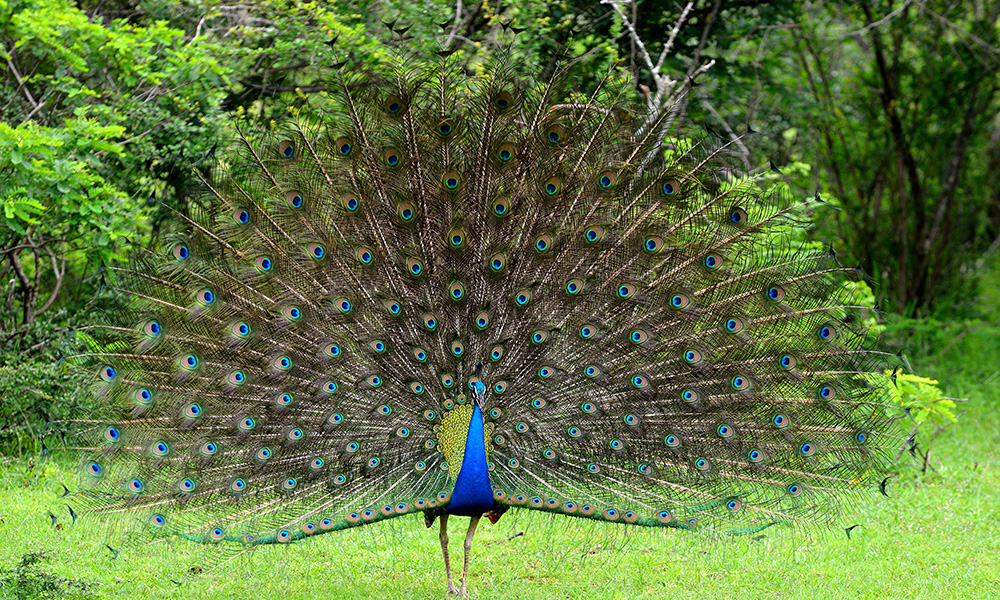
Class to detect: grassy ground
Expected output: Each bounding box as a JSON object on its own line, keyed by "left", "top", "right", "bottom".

{"left": 2, "top": 327, "right": 998, "bottom": 599}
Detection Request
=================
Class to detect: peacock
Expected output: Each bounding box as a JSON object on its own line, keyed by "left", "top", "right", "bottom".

{"left": 73, "top": 40, "right": 896, "bottom": 597}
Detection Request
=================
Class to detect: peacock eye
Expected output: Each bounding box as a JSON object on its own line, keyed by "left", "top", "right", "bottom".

{"left": 334, "top": 136, "right": 352, "bottom": 156}
{"left": 383, "top": 148, "right": 401, "bottom": 166}
{"left": 493, "top": 91, "right": 513, "bottom": 111}
{"left": 543, "top": 178, "right": 561, "bottom": 196}
{"left": 307, "top": 243, "right": 325, "bottom": 259}
{"left": 384, "top": 95, "right": 404, "bottom": 114}
{"left": 661, "top": 178, "right": 680, "bottom": 196}
{"left": 492, "top": 197, "right": 510, "bottom": 216}
{"left": 342, "top": 193, "right": 360, "bottom": 212}
{"left": 397, "top": 202, "right": 415, "bottom": 221}
{"left": 545, "top": 124, "right": 564, "bottom": 144}
{"left": 729, "top": 207, "right": 748, "bottom": 225}
{"left": 583, "top": 226, "right": 605, "bottom": 244}
{"left": 442, "top": 171, "right": 461, "bottom": 190}
{"left": 143, "top": 320, "right": 161, "bottom": 337}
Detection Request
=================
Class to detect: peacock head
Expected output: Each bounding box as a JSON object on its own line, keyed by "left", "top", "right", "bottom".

{"left": 470, "top": 379, "right": 486, "bottom": 405}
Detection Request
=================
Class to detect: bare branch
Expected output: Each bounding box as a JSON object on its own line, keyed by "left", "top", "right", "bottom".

{"left": 654, "top": 3, "right": 694, "bottom": 73}
{"left": 602, "top": 0, "right": 707, "bottom": 112}
{"left": 32, "top": 242, "right": 66, "bottom": 318}
{"left": 3, "top": 48, "right": 40, "bottom": 110}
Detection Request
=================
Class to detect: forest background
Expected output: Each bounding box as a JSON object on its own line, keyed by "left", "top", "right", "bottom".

{"left": 0, "top": 1, "right": 998, "bottom": 598}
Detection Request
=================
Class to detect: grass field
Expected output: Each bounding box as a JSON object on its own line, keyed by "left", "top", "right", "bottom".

{"left": 2, "top": 326, "right": 998, "bottom": 599}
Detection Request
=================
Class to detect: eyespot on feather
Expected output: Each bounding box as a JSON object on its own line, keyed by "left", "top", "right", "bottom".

{"left": 226, "top": 370, "right": 246, "bottom": 386}
{"left": 534, "top": 234, "right": 553, "bottom": 253}
{"left": 542, "top": 177, "right": 561, "bottom": 196}
{"left": 355, "top": 247, "right": 374, "bottom": 265}
{"left": 334, "top": 136, "right": 352, "bottom": 156}
{"left": 492, "top": 91, "right": 513, "bottom": 111}
{"left": 196, "top": 288, "right": 215, "bottom": 305}
{"left": 142, "top": 320, "right": 161, "bottom": 337}
{"left": 765, "top": 285, "right": 786, "bottom": 302}
{"left": 254, "top": 256, "right": 273, "bottom": 273}
{"left": 384, "top": 95, "right": 405, "bottom": 114}
{"left": 383, "top": 299, "right": 401, "bottom": 316}
{"left": 644, "top": 236, "right": 665, "bottom": 253}
{"left": 660, "top": 178, "right": 681, "bottom": 197}
{"left": 491, "top": 197, "right": 510, "bottom": 217}
{"left": 307, "top": 243, "right": 326, "bottom": 260}
{"left": 406, "top": 257, "right": 424, "bottom": 276}
{"left": 397, "top": 202, "right": 416, "bottom": 222}
{"left": 341, "top": 193, "right": 360, "bottom": 212}
{"left": 565, "top": 278, "right": 585, "bottom": 295}
{"left": 723, "top": 317, "right": 744, "bottom": 333}
{"left": 729, "top": 206, "right": 748, "bottom": 225}
{"left": 617, "top": 283, "right": 637, "bottom": 299}
{"left": 230, "top": 322, "right": 251, "bottom": 338}
{"left": 489, "top": 252, "right": 506, "bottom": 272}
{"left": 383, "top": 148, "right": 401, "bottom": 167}
{"left": 582, "top": 226, "right": 605, "bottom": 244}
{"left": 496, "top": 143, "right": 514, "bottom": 163}
{"left": 437, "top": 119, "right": 455, "bottom": 137}
{"left": 442, "top": 171, "right": 461, "bottom": 190}
{"left": 544, "top": 124, "right": 565, "bottom": 144}
{"left": 448, "top": 281, "right": 465, "bottom": 301}
{"left": 232, "top": 208, "right": 251, "bottom": 225}
{"left": 447, "top": 227, "right": 467, "bottom": 249}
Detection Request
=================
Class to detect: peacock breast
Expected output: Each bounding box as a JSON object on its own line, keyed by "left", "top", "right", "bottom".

{"left": 437, "top": 402, "right": 497, "bottom": 516}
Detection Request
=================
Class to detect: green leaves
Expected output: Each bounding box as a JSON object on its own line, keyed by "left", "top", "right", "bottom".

{"left": 0, "top": 119, "right": 129, "bottom": 252}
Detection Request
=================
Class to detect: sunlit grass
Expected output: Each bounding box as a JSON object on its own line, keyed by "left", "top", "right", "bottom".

{"left": 2, "top": 333, "right": 998, "bottom": 599}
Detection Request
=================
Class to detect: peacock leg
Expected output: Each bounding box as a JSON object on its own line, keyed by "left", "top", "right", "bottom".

{"left": 440, "top": 513, "right": 459, "bottom": 595}
{"left": 458, "top": 515, "right": 481, "bottom": 597}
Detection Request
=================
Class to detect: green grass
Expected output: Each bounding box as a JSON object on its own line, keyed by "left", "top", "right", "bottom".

{"left": 2, "top": 328, "right": 999, "bottom": 599}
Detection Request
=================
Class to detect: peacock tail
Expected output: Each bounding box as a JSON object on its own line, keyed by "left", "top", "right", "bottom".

{"left": 74, "top": 46, "right": 896, "bottom": 559}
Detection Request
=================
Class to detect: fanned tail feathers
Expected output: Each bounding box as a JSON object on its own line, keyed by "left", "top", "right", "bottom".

{"left": 73, "top": 48, "right": 897, "bottom": 549}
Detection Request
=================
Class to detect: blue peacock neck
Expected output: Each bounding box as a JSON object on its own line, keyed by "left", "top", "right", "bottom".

{"left": 445, "top": 404, "right": 497, "bottom": 516}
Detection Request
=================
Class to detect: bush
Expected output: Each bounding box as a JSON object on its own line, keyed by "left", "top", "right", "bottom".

{"left": 0, "top": 315, "right": 93, "bottom": 459}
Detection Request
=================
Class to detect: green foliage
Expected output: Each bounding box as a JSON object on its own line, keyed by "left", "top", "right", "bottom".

{"left": 712, "top": 1, "right": 1000, "bottom": 317}
{"left": 1, "top": 0, "right": 230, "bottom": 336}
{"left": 0, "top": 118, "right": 130, "bottom": 253}
{"left": 885, "top": 371, "right": 957, "bottom": 428}
{"left": 0, "top": 317, "right": 92, "bottom": 458}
